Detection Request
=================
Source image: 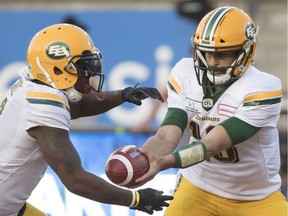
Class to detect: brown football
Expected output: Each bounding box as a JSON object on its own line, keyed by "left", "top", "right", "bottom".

{"left": 105, "top": 145, "right": 149, "bottom": 188}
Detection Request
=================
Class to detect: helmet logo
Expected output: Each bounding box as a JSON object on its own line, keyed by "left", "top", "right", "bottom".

{"left": 46, "top": 42, "right": 70, "bottom": 60}
{"left": 245, "top": 23, "right": 257, "bottom": 42}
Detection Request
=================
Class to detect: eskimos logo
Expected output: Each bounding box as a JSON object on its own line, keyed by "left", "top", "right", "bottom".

{"left": 245, "top": 23, "right": 257, "bottom": 42}
{"left": 46, "top": 42, "right": 70, "bottom": 60}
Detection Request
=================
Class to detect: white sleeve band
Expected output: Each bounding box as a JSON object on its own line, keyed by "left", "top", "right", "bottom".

{"left": 129, "top": 191, "right": 136, "bottom": 207}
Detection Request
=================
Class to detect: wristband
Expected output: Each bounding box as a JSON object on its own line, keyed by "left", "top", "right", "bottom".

{"left": 172, "top": 141, "right": 207, "bottom": 168}
{"left": 129, "top": 191, "right": 140, "bottom": 208}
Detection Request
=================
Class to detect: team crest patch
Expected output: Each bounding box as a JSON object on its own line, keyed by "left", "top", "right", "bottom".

{"left": 218, "top": 104, "right": 237, "bottom": 117}
{"left": 46, "top": 41, "right": 70, "bottom": 60}
{"left": 245, "top": 23, "right": 257, "bottom": 42}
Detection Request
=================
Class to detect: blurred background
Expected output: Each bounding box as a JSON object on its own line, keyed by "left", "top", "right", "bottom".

{"left": 0, "top": 0, "right": 286, "bottom": 215}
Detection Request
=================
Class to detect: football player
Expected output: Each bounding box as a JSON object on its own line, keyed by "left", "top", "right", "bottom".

{"left": 135, "top": 6, "right": 287, "bottom": 216}
{"left": 0, "top": 23, "right": 172, "bottom": 216}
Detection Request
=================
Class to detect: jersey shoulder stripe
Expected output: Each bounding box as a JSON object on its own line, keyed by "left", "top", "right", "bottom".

{"left": 244, "top": 89, "right": 282, "bottom": 106}
{"left": 26, "top": 91, "right": 70, "bottom": 112}
{"left": 168, "top": 75, "right": 181, "bottom": 94}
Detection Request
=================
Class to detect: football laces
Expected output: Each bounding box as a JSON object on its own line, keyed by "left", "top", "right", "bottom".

{"left": 120, "top": 145, "right": 136, "bottom": 153}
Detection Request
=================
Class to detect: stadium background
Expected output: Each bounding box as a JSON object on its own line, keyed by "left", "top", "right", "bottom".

{"left": 0, "top": 0, "right": 286, "bottom": 215}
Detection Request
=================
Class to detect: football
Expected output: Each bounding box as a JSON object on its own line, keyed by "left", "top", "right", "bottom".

{"left": 105, "top": 145, "right": 149, "bottom": 188}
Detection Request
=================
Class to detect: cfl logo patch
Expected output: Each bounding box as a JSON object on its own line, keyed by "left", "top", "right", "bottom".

{"left": 46, "top": 42, "right": 70, "bottom": 60}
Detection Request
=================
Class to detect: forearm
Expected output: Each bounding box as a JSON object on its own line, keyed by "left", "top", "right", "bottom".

{"left": 142, "top": 125, "right": 181, "bottom": 156}
{"left": 201, "top": 124, "right": 232, "bottom": 158}
{"left": 70, "top": 86, "right": 164, "bottom": 119}
{"left": 142, "top": 137, "right": 169, "bottom": 156}
{"left": 70, "top": 90, "right": 124, "bottom": 119}
{"left": 168, "top": 125, "right": 232, "bottom": 168}
{"left": 68, "top": 170, "right": 133, "bottom": 206}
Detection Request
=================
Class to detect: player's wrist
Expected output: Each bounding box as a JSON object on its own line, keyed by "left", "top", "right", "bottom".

{"left": 159, "top": 154, "right": 178, "bottom": 170}
{"left": 121, "top": 87, "right": 131, "bottom": 102}
{"left": 129, "top": 191, "right": 140, "bottom": 208}
{"left": 172, "top": 141, "right": 207, "bottom": 168}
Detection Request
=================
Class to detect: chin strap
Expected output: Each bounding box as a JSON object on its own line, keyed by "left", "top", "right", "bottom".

{"left": 61, "top": 87, "right": 83, "bottom": 102}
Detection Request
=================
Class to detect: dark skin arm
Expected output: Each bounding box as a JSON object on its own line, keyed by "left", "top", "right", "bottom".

{"left": 69, "top": 90, "right": 124, "bottom": 119}
{"left": 27, "top": 126, "right": 133, "bottom": 206}
{"left": 70, "top": 76, "right": 164, "bottom": 120}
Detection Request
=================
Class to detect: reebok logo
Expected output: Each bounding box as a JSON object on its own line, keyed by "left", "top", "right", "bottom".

{"left": 218, "top": 104, "right": 237, "bottom": 117}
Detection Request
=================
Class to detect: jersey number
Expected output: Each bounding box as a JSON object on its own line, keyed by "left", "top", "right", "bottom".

{"left": 0, "top": 98, "right": 7, "bottom": 115}
{"left": 0, "top": 79, "right": 23, "bottom": 115}
{"left": 190, "top": 120, "right": 239, "bottom": 163}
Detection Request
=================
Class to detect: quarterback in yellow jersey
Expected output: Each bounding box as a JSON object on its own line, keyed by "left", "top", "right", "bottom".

{"left": 0, "top": 24, "right": 172, "bottom": 216}
{"left": 135, "top": 6, "right": 287, "bottom": 216}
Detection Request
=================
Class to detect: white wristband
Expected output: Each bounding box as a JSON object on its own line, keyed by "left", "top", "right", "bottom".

{"left": 129, "top": 191, "right": 136, "bottom": 207}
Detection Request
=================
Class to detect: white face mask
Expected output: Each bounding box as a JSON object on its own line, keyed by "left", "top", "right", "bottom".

{"left": 61, "top": 72, "right": 104, "bottom": 102}
{"left": 196, "top": 49, "right": 238, "bottom": 86}
{"left": 89, "top": 76, "right": 101, "bottom": 91}
{"left": 61, "top": 87, "right": 83, "bottom": 102}
{"left": 206, "top": 69, "right": 232, "bottom": 85}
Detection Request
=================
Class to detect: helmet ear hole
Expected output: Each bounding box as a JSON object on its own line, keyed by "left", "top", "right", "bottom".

{"left": 54, "top": 67, "right": 63, "bottom": 75}
{"left": 220, "top": 39, "right": 225, "bottom": 43}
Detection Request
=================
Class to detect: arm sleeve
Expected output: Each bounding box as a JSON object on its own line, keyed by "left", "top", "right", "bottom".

{"left": 161, "top": 61, "right": 189, "bottom": 133}
{"left": 220, "top": 116, "right": 261, "bottom": 145}
{"left": 234, "top": 75, "right": 282, "bottom": 128}
{"left": 222, "top": 73, "right": 282, "bottom": 145}
{"left": 25, "top": 91, "right": 71, "bottom": 131}
{"left": 161, "top": 108, "right": 187, "bottom": 133}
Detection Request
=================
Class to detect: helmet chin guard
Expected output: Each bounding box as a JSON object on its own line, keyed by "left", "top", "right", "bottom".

{"left": 61, "top": 87, "right": 83, "bottom": 102}
{"left": 206, "top": 70, "right": 232, "bottom": 86}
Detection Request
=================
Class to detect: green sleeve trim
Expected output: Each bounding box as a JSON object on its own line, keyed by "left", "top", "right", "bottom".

{"left": 220, "top": 117, "right": 261, "bottom": 145}
{"left": 26, "top": 98, "right": 70, "bottom": 112}
{"left": 244, "top": 97, "right": 281, "bottom": 106}
{"left": 172, "top": 141, "right": 207, "bottom": 168}
{"left": 161, "top": 108, "right": 187, "bottom": 133}
{"left": 172, "top": 151, "right": 182, "bottom": 168}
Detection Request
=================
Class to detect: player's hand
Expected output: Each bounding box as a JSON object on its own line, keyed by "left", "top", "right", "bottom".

{"left": 130, "top": 188, "right": 173, "bottom": 215}
{"left": 131, "top": 148, "right": 164, "bottom": 188}
{"left": 121, "top": 84, "right": 164, "bottom": 106}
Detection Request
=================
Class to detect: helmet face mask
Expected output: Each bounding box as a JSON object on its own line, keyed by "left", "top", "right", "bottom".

{"left": 193, "top": 46, "right": 247, "bottom": 86}
{"left": 27, "top": 23, "right": 105, "bottom": 101}
{"left": 66, "top": 50, "right": 104, "bottom": 92}
{"left": 192, "top": 6, "right": 258, "bottom": 88}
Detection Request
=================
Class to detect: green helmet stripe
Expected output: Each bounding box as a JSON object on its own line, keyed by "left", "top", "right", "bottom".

{"left": 203, "top": 6, "right": 234, "bottom": 41}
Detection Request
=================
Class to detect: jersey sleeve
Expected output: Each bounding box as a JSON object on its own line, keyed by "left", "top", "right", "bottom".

{"left": 234, "top": 75, "right": 282, "bottom": 128}
{"left": 25, "top": 91, "right": 71, "bottom": 131}
{"left": 166, "top": 59, "right": 191, "bottom": 111}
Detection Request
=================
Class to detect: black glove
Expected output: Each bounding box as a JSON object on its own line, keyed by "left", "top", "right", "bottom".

{"left": 121, "top": 84, "right": 164, "bottom": 106}
{"left": 130, "top": 188, "right": 173, "bottom": 215}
